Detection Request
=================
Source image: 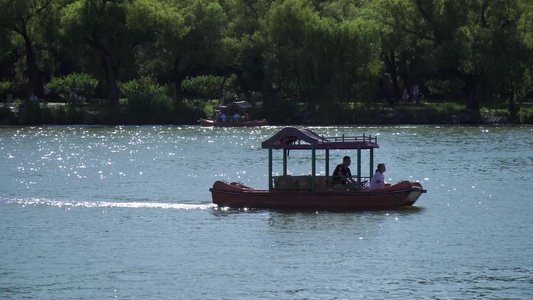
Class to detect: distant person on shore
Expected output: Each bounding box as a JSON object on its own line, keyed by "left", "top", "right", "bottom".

{"left": 412, "top": 85, "right": 420, "bottom": 103}
{"left": 331, "top": 156, "right": 357, "bottom": 189}
{"left": 402, "top": 88, "right": 409, "bottom": 102}
{"left": 43, "top": 84, "right": 49, "bottom": 102}
{"left": 370, "top": 163, "right": 386, "bottom": 190}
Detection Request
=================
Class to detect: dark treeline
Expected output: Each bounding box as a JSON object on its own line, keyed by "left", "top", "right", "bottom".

{"left": 1, "top": 0, "right": 532, "bottom": 124}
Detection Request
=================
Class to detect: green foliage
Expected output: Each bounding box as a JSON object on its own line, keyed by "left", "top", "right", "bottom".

{"left": 260, "top": 0, "right": 381, "bottom": 111}
{"left": 119, "top": 77, "right": 166, "bottom": 98}
{"left": 1, "top": 0, "right": 533, "bottom": 124}
{"left": 181, "top": 76, "right": 225, "bottom": 99}
{"left": 47, "top": 73, "right": 98, "bottom": 100}
{"left": 123, "top": 78, "right": 174, "bottom": 124}
{"left": 335, "top": 103, "right": 381, "bottom": 124}
{"left": 0, "top": 81, "right": 10, "bottom": 94}
{"left": 434, "top": 102, "right": 468, "bottom": 119}
{"left": 518, "top": 107, "right": 533, "bottom": 123}
{"left": 425, "top": 79, "right": 465, "bottom": 100}
{"left": 173, "top": 101, "right": 207, "bottom": 124}
{"left": 0, "top": 105, "right": 14, "bottom": 122}
{"left": 0, "top": 0, "right": 57, "bottom": 97}
{"left": 127, "top": 92, "right": 173, "bottom": 124}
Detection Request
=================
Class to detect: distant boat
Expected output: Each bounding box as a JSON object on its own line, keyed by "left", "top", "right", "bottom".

{"left": 198, "top": 101, "right": 268, "bottom": 127}
{"left": 198, "top": 118, "right": 268, "bottom": 127}
{"left": 211, "top": 127, "right": 426, "bottom": 210}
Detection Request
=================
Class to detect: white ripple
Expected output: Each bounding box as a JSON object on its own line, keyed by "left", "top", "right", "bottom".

{"left": 3, "top": 198, "right": 215, "bottom": 210}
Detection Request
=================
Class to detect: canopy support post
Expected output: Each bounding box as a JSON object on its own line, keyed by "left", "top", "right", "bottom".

{"left": 283, "top": 149, "right": 288, "bottom": 176}
{"left": 269, "top": 148, "right": 273, "bottom": 191}
{"left": 325, "top": 149, "right": 330, "bottom": 185}
{"left": 369, "top": 148, "right": 374, "bottom": 182}
{"left": 312, "top": 146, "right": 316, "bottom": 192}
{"left": 357, "top": 147, "right": 361, "bottom": 190}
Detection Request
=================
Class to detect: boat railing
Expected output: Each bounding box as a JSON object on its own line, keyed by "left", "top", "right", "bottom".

{"left": 272, "top": 175, "right": 369, "bottom": 191}
{"left": 273, "top": 175, "right": 327, "bottom": 191}
{"left": 330, "top": 175, "right": 369, "bottom": 187}
{"left": 324, "top": 134, "right": 377, "bottom": 144}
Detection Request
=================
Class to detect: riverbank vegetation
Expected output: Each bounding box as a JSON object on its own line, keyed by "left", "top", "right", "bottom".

{"left": 1, "top": 0, "right": 532, "bottom": 125}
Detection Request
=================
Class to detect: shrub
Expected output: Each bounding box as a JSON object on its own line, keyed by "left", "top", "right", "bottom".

{"left": 173, "top": 102, "right": 206, "bottom": 124}
{"left": 0, "top": 105, "right": 14, "bottom": 123}
{"left": 182, "top": 75, "right": 225, "bottom": 99}
{"left": 122, "top": 78, "right": 174, "bottom": 124}
{"left": 0, "top": 81, "right": 11, "bottom": 96}
{"left": 119, "top": 77, "right": 167, "bottom": 98}
{"left": 425, "top": 79, "right": 465, "bottom": 100}
{"left": 47, "top": 73, "right": 98, "bottom": 101}
{"left": 518, "top": 107, "right": 533, "bottom": 123}
{"left": 127, "top": 92, "right": 173, "bottom": 123}
{"left": 437, "top": 102, "right": 466, "bottom": 114}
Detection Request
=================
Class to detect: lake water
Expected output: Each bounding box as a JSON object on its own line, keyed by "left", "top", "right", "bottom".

{"left": 1, "top": 125, "right": 532, "bottom": 299}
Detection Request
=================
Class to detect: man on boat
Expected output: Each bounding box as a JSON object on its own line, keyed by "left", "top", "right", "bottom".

{"left": 331, "top": 156, "right": 357, "bottom": 189}
{"left": 370, "top": 163, "right": 386, "bottom": 190}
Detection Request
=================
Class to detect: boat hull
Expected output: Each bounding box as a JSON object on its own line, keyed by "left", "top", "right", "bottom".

{"left": 211, "top": 181, "right": 425, "bottom": 210}
{"left": 199, "top": 118, "right": 268, "bottom": 127}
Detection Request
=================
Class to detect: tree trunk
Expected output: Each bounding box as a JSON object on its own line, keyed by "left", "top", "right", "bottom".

{"left": 388, "top": 51, "right": 400, "bottom": 101}
{"left": 508, "top": 93, "right": 517, "bottom": 123}
{"left": 173, "top": 59, "right": 185, "bottom": 104}
{"left": 467, "top": 89, "right": 481, "bottom": 123}
{"left": 235, "top": 69, "right": 252, "bottom": 102}
{"left": 22, "top": 31, "right": 43, "bottom": 100}
{"left": 380, "top": 50, "right": 398, "bottom": 106}
{"left": 101, "top": 55, "right": 119, "bottom": 106}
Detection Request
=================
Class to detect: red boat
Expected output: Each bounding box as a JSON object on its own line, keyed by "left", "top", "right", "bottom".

{"left": 199, "top": 118, "right": 268, "bottom": 127}
{"left": 211, "top": 127, "right": 426, "bottom": 210}
{"left": 199, "top": 100, "right": 268, "bottom": 127}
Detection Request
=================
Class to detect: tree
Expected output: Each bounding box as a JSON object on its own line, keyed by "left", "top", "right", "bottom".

{"left": 128, "top": 0, "right": 227, "bottom": 103}
{"left": 258, "top": 0, "right": 380, "bottom": 122}
{"left": 454, "top": 0, "right": 532, "bottom": 120}
{"left": 60, "top": 0, "right": 139, "bottom": 106}
{"left": 369, "top": 0, "right": 533, "bottom": 122}
{"left": 0, "top": 0, "right": 58, "bottom": 103}
{"left": 222, "top": 0, "right": 271, "bottom": 101}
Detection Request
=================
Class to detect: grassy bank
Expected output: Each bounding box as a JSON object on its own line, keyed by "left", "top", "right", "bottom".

{"left": 1, "top": 99, "right": 532, "bottom": 125}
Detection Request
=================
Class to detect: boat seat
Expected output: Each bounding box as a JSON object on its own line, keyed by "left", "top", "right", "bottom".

{"left": 275, "top": 176, "right": 295, "bottom": 190}
{"left": 294, "top": 176, "right": 312, "bottom": 191}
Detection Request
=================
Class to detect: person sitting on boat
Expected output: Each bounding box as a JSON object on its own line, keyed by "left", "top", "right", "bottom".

{"left": 220, "top": 112, "right": 228, "bottom": 122}
{"left": 370, "top": 163, "right": 386, "bottom": 190}
{"left": 232, "top": 112, "right": 241, "bottom": 122}
{"left": 331, "top": 156, "right": 357, "bottom": 189}
{"left": 243, "top": 110, "right": 249, "bottom": 122}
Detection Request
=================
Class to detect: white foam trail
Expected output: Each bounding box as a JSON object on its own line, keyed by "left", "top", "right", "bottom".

{"left": 3, "top": 198, "right": 216, "bottom": 210}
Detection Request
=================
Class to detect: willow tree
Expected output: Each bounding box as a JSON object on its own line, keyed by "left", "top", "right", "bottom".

{"left": 0, "top": 0, "right": 58, "bottom": 102}
{"left": 457, "top": 0, "right": 533, "bottom": 120}
{"left": 60, "top": 0, "right": 139, "bottom": 106}
{"left": 371, "top": 0, "right": 533, "bottom": 120}
{"left": 128, "top": 0, "right": 227, "bottom": 103}
{"left": 222, "top": 0, "right": 272, "bottom": 100}
{"left": 259, "top": 0, "right": 380, "bottom": 122}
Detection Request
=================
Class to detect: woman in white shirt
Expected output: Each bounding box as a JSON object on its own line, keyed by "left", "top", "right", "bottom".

{"left": 370, "top": 163, "right": 386, "bottom": 190}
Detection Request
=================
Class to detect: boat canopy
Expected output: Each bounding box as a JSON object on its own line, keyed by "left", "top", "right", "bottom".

{"left": 261, "top": 127, "right": 379, "bottom": 150}
{"left": 215, "top": 101, "right": 253, "bottom": 111}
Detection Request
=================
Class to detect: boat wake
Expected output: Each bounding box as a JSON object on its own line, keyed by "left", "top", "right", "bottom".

{"left": 1, "top": 197, "right": 216, "bottom": 210}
